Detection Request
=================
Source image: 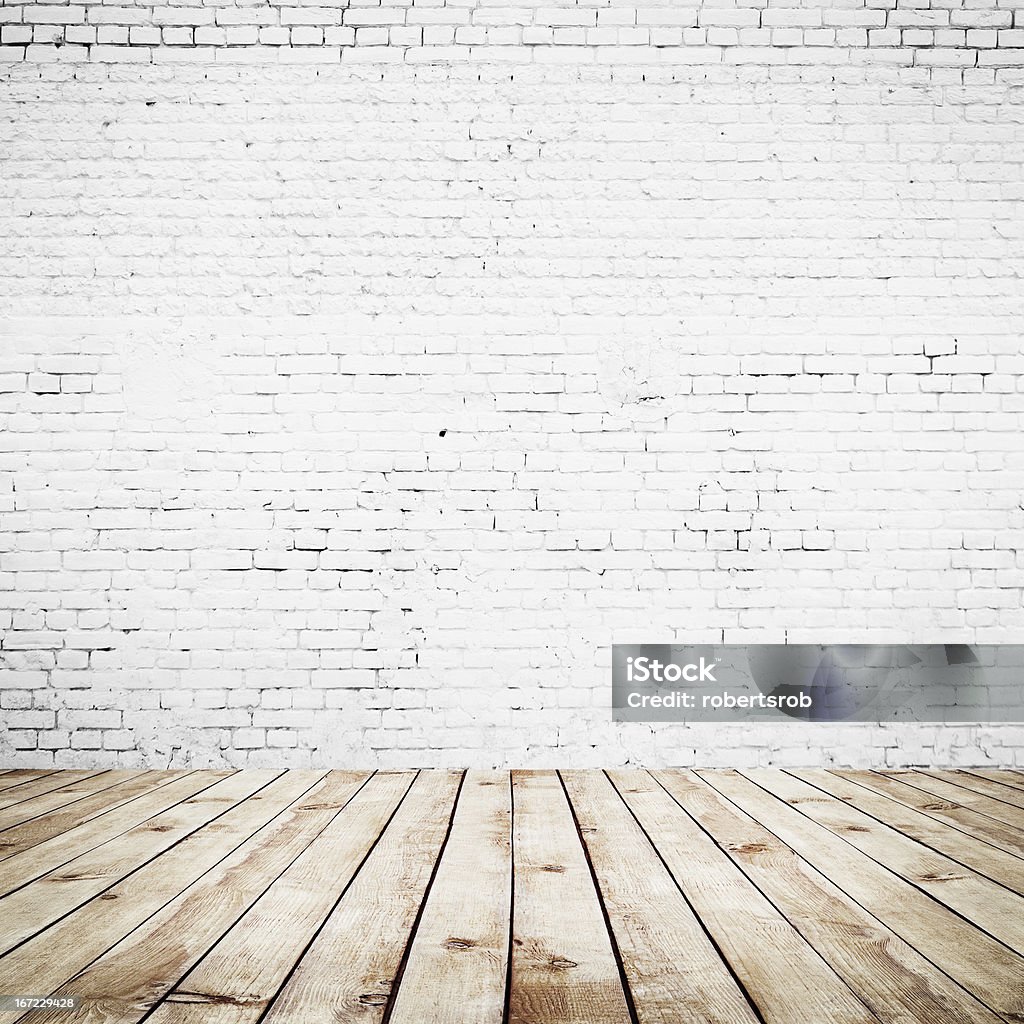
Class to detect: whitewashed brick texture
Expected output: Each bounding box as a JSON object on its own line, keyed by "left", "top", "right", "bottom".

{"left": 1, "top": 0, "right": 1023, "bottom": 768}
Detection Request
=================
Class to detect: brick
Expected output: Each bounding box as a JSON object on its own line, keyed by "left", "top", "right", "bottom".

{"left": 324, "top": 25, "right": 355, "bottom": 45}
{"left": 280, "top": 7, "right": 342, "bottom": 26}
{"left": 1, "top": 26, "right": 33, "bottom": 44}
{"left": 96, "top": 26, "right": 127, "bottom": 44}
{"left": 343, "top": 8, "right": 407, "bottom": 26}
{"left": 129, "top": 26, "right": 161, "bottom": 45}
{"left": 91, "top": 42, "right": 150, "bottom": 59}
{"left": 86, "top": 7, "right": 150, "bottom": 25}
{"left": 161, "top": 26, "right": 193, "bottom": 44}
{"left": 23, "top": 6, "right": 85, "bottom": 24}
{"left": 153, "top": 7, "right": 214, "bottom": 26}
{"left": 224, "top": 25, "right": 260, "bottom": 44}
{"left": 289, "top": 25, "right": 324, "bottom": 44}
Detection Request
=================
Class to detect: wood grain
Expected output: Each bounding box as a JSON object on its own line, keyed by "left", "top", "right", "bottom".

{"left": 386, "top": 770, "right": 511, "bottom": 1024}
{"left": 0, "top": 771, "right": 182, "bottom": 861}
{"left": 790, "top": 768, "right": 1024, "bottom": 894}
{"left": 881, "top": 770, "right": 1024, "bottom": 830}
{"left": 746, "top": 769, "right": 1024, "bottom": 952}
{"left": 0, "top": 770, "right": 216, "bottom": 895}
{"left": 700, "top": 769, "right": 1024, "bottom": 1019}
{"left": 507, "top": 771, "right": 631, "bottom": 1024}
{"left": 150, "top": 771, "right": 412, "bottom": 1024}
{"left": 0, "top": 771, "right": 57, "bottom": 794}
{"left": 830, "top": 769, "right": 1024, "bottom": 860}
{"left": 0, "top": 770, "right": 329, "bottom": 1015}
{"left": 260, "top": 770, "right": 462, "bottom": 1024}
{"left": 0, "top": 770, "right": 273, "bottom": 954}
{"left": 0, "top": 772, "right": 152, "bottom": 836}
{"left": 0, "top": 769, "right": 1021, "bottom": 1024}
{"left": 17, "top": 772, "right": 370, "bottom": 1024}
{"left": 0, "top": 770, "right": 108, "bottom": 818}
{"left": 613, "top": 769, "right": 873, "bottom": 1024}
{"left": 938, "top": 770, "right": 1024, "bottom": 810}
{"left": 660, "top": 770, "right": 1003, "bottom": 1024}
{"left": 568, "top": 770, "right": 764, "bottom": 1024}
{"left": 959, "top": 769, "right": 1024, "bottom": 794}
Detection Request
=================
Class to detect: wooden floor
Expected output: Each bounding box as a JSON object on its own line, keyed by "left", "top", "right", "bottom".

{"left": 0, "top": 769, "right": 1022, "bottom": 1023}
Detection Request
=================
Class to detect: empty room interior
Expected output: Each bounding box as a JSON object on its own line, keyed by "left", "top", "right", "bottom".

{"left": 1, "top": 0, "right": 1023, "bottom": 1019}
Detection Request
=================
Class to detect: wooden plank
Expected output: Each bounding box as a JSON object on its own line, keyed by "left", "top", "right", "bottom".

{"left": 655, "top": 771, "right": 1002, "bottom": 1024}
{"left": 790, "top": 769, "right": 1024, "bottom": 894}
{"left": 881, "top": 770, "right": 1024, "bottom": 830}
{"left": 830, "top": 770, "right": 1024, "bottom": 861}
{"left": 385, "top": 770, "right": 511, "bottom": 1024}
{"left": 0, "top": 770, "right": 275, "bottom": 955}
{"left": 0, "top": 770, "right": 184, "bottom": 861}
{"left": 0, "top": 771, "right": 58, "bottom": 794}
{"left": 0, "top": 770, "right": 108, "bottom": 816}
{"left": 16, "top": 772, "right": 373, "bottom": 1024}
{"left": 148, "top": 772, "right": 411, "bottom": 1024}
{"left": 506, "top": 771, "right": 631, "bottom": 1024}
{"left": 568, "top": 770, "right": 783, "bottom": 1024}
{"left": 936, "top": 770, "right": 1024, "bottom": 810}
{"left": 0, "top": 770, "right": 216, "bottom": 894}
{"left": 0, "top": 771, "right": 142, "bottom": 832}
{"left": 959, "top": 769, "right": 1024, "bottom": 794}
{"left": 0, "top": 770, "right": 329, "bottom": 1012}
{"left": 698, "top": 770, "right": 1024, "bottom": 1020}
{"left": 744, "top": 769, "right": 1024, "bottom": 951}
{"left": 606, "top": 770, "right": 874, "bottom": 1024}
{"left": 258, "top": 770, "right": 461, "bottom": 1024}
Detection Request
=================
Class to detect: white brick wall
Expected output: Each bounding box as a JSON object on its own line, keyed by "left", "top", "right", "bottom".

{"left": 3, "top": 0, "right": 1024, "bottom": 65}
{"left": 2, "top": 11, "right": 1023, "bottom": 768}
